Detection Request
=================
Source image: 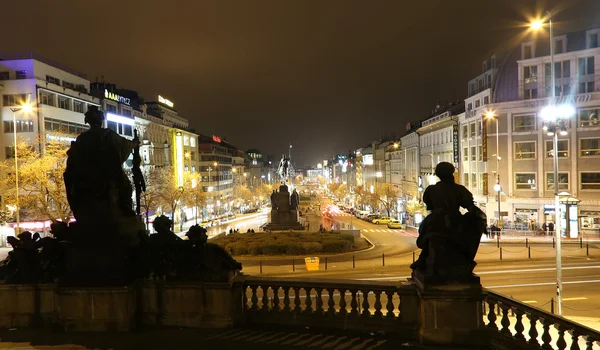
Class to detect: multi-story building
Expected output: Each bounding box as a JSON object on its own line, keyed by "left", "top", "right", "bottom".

{"left": 198, "top": 135, "right": 235, "bottom": 217}
{"left": 231, "top": 149, "right": 247, "bottom": 187}
{"left": 416, "top": 102, "right": 464, "bottom": 193}
{"left": 0, "top": 54, "right": 100, "bottom": 159}
{"left": 399, "top": 123, "right": 421, "bottom": 202}
{"left": 465, "top": 27, "right": 600, "bottom": 237}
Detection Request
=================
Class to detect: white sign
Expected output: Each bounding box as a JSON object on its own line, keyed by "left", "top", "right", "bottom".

{"left": 104, "top": 89, "right": 131, "bottom": 105}
{"left": 158, "top": 95, "right": 174, "bottom": 108}
{"left": 46, "top": 134, "right": 76, "bottom": 143}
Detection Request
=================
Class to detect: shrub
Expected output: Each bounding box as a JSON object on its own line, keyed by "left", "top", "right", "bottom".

{"left": 321, "top": 240, "right": 351, "bottom": 253}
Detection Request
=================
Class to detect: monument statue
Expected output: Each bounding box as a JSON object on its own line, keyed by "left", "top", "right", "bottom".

{"left": 290, "top": 189, "right": 300, "bottom": 210}
{"left": 64, "top": 105, "right": 139, "bottom": 233}
{"left": 263, "top": 183, "right": 304, "bottom": 231}
{"left": 410, "top": 162, "right": 486, "bottom": 284}
{"left": 277, "top": 154, "right": 290, "bottom": 181}
{"left": 270, "top": 190, "right": 278, "bottom": 209}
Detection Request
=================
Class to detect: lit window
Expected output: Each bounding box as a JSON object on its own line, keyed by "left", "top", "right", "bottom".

{"left": 515, "top": 173, "right": 536, "bottom": 190}
{"left": 545, "top": 140, "right": 568, "bottom": 158}
{"left": 546, "top": 172, "right": 569, "bottom": 191}
{"left": 514, "top": 141, "right": 536, "bottom": 159}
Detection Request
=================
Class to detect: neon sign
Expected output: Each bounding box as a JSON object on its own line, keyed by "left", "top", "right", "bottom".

{"left": 158, "top": 95, "right": 174, "bottom": 108}
{"left": 104, "top": 89, "right": 130, "bottom": 105}
{"left": 212, "top": 135, "right": 222, "bottom": 143}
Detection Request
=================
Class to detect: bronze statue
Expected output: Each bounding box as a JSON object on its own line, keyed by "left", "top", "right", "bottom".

{"left": 270, "top": 190, "right": 278, "bottom": 209}
{"left": 64, "top": 106, "right": 139, "bottom": 231}
{"left": 290, "top": 189, "right": 300, "bottom": 210}
{"left": 411, "top": 162, "right": 486, "bottom": 282}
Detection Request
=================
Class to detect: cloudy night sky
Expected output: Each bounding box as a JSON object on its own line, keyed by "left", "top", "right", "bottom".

{"left": 3, "top": 0, "right": 600, "bottom": 166}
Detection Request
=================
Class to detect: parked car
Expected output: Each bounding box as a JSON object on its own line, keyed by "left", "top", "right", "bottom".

{"left": 387, "top": 219, "right": 402, "bottom": 229}
{"left": 366, "top": 214, "right": 380, "bottom": 222}
{"left": 372, "top": 216, "right": 393, "bottom": 225}
{"left": 243, "top": 208, "right": 258, "bottom": 214}
{"left": 200, "top": 220, "right": 215, "bottom": 227}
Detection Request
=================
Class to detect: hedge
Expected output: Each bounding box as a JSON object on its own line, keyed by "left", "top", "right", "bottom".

{"left": 212, "top": 231, "right": 360, "bottom": 256}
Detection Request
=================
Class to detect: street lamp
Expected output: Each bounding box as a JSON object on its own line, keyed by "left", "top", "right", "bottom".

{"left": 9, "top": 103, "right": 32, "bottom": 234}
{"left": 531, "top": 13, "right": 575, "bottom": 316}
{"left": 486, "top": 111, "right": 502, "bottom": 227}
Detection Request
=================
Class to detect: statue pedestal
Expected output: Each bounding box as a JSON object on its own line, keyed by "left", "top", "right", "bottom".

{"left": 412, "top": 271, "right": 490, "bottom": 348}
{"left": 61, "top": 240, "right": 131, "bottom": 286}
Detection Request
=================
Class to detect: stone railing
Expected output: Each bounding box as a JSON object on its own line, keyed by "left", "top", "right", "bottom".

{"left": 484, "top": 290, "right": 600, "bottom": 349}
{"left": 237, "top": 276, "right": 419, "bottom": 339}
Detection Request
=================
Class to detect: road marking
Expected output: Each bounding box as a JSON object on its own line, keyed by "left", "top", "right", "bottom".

{"left": 487, "top": 279, "right": 600, "bottom": 289}
{"left": 563, "top": 297, "right": 588, "bottom": 301}
{"left": 522, "top": 300, "right": 538, "bottom": 303}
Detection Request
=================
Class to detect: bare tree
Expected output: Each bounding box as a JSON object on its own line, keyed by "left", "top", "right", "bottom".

{"left": 371, "top": 183, "right": 401, "bottom": 217}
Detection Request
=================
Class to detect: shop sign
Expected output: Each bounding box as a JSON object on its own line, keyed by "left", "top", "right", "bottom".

{"left": 482, "top": 172, "right": 488, "bottom": 195}
{"left": 212, "top": 135, "right": 221, "bottom": 143}
{"left": 453, "top": 124, "right": 459, "bottom": 164}
{"left": 522, "top": 94, "right": 591, "bottom": 108}
{"left": 481, "top": 119, "right": 487, "bottom": 162}
{"left": 158, "top": 95, "right": 174, "bottom": 108}
{"left": 104, "top": 89, "right": 130, "bottom": 105}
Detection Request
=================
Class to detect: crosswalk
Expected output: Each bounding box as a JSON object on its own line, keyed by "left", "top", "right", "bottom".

{"left": 204, "top": 328, "right": 395, "bottom": 349}
{"left": 362, "top": 229, "right": 418, "bottom": 237}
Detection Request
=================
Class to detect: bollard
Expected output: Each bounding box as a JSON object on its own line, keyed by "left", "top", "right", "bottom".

{"left": 553, "top": 237, "right": 555, "bottom": 248}
{"left": 550, "top": 298, "right": 555, "bottom": 314}
{"left": 325, "top": 257, "right": 328, "bottom": 270}
{"left": 587, "top": 243, "right": 589, "bottom": 256}
{"left": 580, "top": 237, "right": 583, "bottom": 248}
{"left": 528, "top": 246, "right": 531, "bottom": 259}
{"left": 497, "top": 235, "right": 500, "bottom": 248}
{"left": 292, "top": 259, "right": 295, "bottom": 272}
{"left": 500, "top": 247, "right": 503, "bottom": 261}
{"left": 382, "top": 253, "right": 385, "bottom": 267}
{"left": 260, "top": 261, "right": 263, "bottom": 274}
{"left": 526, "top": 238, "right": 528, "bottom": 247}
{"left": 352, "top": 255, "right": 355, "bottom": 269}
{"left": 412, "top": 251, "right": 415, "bottom": 263}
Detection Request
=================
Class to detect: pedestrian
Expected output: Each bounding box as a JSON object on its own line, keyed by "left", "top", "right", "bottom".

{"left": 548, "top": 221, "right": 555, "bottom": 235}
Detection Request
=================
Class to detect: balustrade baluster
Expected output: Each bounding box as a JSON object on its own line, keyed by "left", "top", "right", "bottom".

{"left": 326, "top": 288, "right": 335, "bottom": 314}
{"left": 242, "top": 285, "right": 249, "bottom": 311}
{"left": 513, "top": 308, "right": 525, "bottom": 341}
{"left": 361, "top": 290, "right": 370, "bottom": 317}
{"left": 541, "top": 319, "right": 553, "bottom": 350}
{"left": 486, "top": 300, "right": 498, "bottom": 330}
{"left": 315, "top": 288, "right": 324, "bottom": 314}
{"left": 385, "top": 291, "right": 395, "bottom": 319}
{"left": 373, "top": 290, "right": 383, "bottom": 317}
{"left": 294, "top": 287, "right": 302, "bottom": 313}
{"left": 569, "top": 331, "right": 580, "bottom": 350}
{"left": 283, "top": 287, "right": 291, "bottom": 312}
{"left": 556, "top": 326, "right": 567, "bottom": 350}
{"left": 528, "top": 315, "right": 539, "bottom": 347}
{"left": 339, "top": 289, "right": 347, "bottom": 316}
{"left": 250, "top": 285, "right": 259, "bottom": 311}
{"left": 500, "top": 304, "right": 511, "bottom": 335}
{"left": 272, "top": 286, "right": 280, "bottom": 312}
{"left": 585, "top": 337, "right": 596, "bottom": 350}
{"left": 350, "top": 289, "right": 359, "bottom": 316}
{"left": 304, "top": 287, "right": 313, "bottom": 314}
{"left": 261, "top": 286, "right": 269, "bottom": 311}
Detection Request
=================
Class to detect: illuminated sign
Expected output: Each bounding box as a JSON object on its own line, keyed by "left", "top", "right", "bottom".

{"left": 158, "top": 95, "right": 174, "bottom": 108}
{"left": 452, "top": 124, "right": 459, "bottom": 164}
{"left": 104, "top": 89, "right": 130, "bottom": 105}
{"left": 106, "top": 113, "right": 135, "bottom": 126}
{"left": 212, "top": 135, "right": 222, "bottom": 143}
{"left": 363, "top": 154, "right": 373, "bottom": 165}
{"left": 46, "top": 134, "right": 76, "bottom": 143}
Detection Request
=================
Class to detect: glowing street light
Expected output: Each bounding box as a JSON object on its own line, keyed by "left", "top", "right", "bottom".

{"left": 530, "top": 19, "right": 544, "bottom": 30}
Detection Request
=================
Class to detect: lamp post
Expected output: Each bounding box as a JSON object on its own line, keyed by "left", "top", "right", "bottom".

{"left": 9, "top": 103, "right": 32, "bottom": 234}
{"left": 214, "top": 162, "right": 219, "bottom": 216}
{"left": 532, "top": 14, "right": 575, "bottom": 317}
{"left": 207, "top": 166, "right": 213, "bottom": 218}
{"left": 493, "top": 182, "right": 502, "bottom": 229}
{"left": 485, "top": 111, "right": 501, "bottom": 227}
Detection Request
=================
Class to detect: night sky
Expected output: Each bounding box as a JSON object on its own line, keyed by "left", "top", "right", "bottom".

{"left": 4, "top": 0, "right": 600, "bottom": 166}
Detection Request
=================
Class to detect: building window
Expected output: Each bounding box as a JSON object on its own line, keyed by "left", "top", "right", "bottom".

{"left": 73, "top": 100, "right": 84, "bottom": 113}
{"left": 581, "top": 172, "right": 600, "bottom": 190}
{"left": 2, "top": 94, "right": 30, "bottom": 107}
{"left": 58, "top": 96, "right": 71, "bottom": 110}
{"left": 523, "top": 44, "right": 533, "bottom": 59}
{"left": 579, "top": 108, "right": 600, "bottom": 127}
{"left": 121, "top": 108, "right": 132, "bottom": 117}
{"left": 62, "top": 81, "right": 76, "bottom": 90}
{"left": 589, "top": 32, "right": 599, "bottom": 49}
{"left": 16, "top": 70, "right": 26, "bottom": 79}
{"left": 515, "top": 173, "right": 537, "bottom": 190}
{"left": 190, "top": 137, "right": 196, "bottom": 147}
{"left": 580, "top": 81, "right": 595, "bottom": 93}
{"left": 44, "top": 117, "right": 88, "bottom": 135}
{"left": 471, "top": 173, "right": 476, "bottom": 188}
{"left": 579, "top": 57, "right": 595, "bottom": 76}
{"left": 478, "top": 145, "right": 483, "bottom": 161}
{"left": 524, "top": 88, "right": 538, "bottom": 100}
{"left": 524, "top": 66, "right": 537, "bottom": 83}
{"left": 545, "top": 61, "right": 570, "bottom": 96}
{"left": 545, "top": 140, "right": 568, "bottom": 158}
{"left": 184, "top": 136, "right": 189, "bottom": 146}
{"left": 470, "top": 146, "right": 476, "bottom": 161}
{"left": 467, "top": 103, "right": 472, "bottom": 111}
{"left": 580, "top": 138, "right": 600, "bottom": 156}
{"left": 0, "top": 71, "right": 9, "bottom": 80}
{"left": 5, "top": 147, "right": 14, "bottom": 159}
{"left": 470, "top": 123, "right": 475, "bottom": 138}
{"left": 46, "top": 75, "right": 60, "bottom": 85}
{"left": 463, "top": 147, "right": 468, "bottom": 161}
{"left": 4, "top": 120, "right": 34, "bottom": 133}
{"left": 105, "top": 104, "right": 117, "bottom": 113}
{"left": 462, "top": 125, "right": 468, "bottom": 139}
{"left": 475, "top": 100, "right": 481, "bottom": 108}
{"left": 39, "top": 90, "right": 56, "bottom": 106}
{"left": 463, "top": 173, "right": 469, "bottom": 187}
{"left": 483, "top": 96, "right": 489, "bottom": 105}
{"left": 554, "top": 38, "right": 565, "bottom": 54}
{"left": 513, "top": 114, "right": 536, "bottom": 132}
{"left": 514, "top": 141, "right": 536, "bottom": 159}
{"left": 546, "top": 172, "right": 569, "bottom": 191}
